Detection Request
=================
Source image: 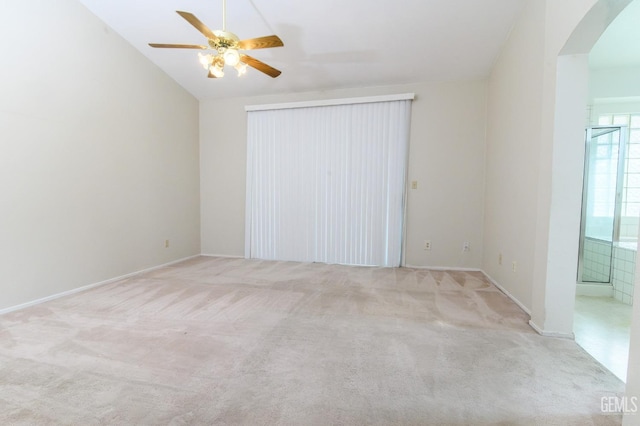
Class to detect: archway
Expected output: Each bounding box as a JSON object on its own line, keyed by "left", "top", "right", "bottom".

{"left": 529, "top": 0, "right": 632, "bottom": 337}
{"left": 546, "top": 0, "right": 639, "bottom": 422}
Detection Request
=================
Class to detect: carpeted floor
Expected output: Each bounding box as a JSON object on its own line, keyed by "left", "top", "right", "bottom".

{"left": 0, "top": 256, "right": 625, "bottom": 425}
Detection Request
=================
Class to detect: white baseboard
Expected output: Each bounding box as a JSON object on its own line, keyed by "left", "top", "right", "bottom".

{"left": 528, "top": 319, "right": 575, "bottom": 339}
{"left": 480, "top": 270, "right": 532, "bottom": 316}
{"left": 200, "top": 253, "right": 245, "bottom": 259}
{"left": 576, "top": 283, "right": 614, "bottom": 297}
{"left": 0, "top": 255, "right": 201, "bottom": 316}
{"left": 480, "top": 272, "right": 574, "bottom": 339}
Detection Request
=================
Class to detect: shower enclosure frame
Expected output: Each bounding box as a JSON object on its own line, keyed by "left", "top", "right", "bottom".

{"left": 577, "top": 125, "right": 628, "bottom": 285}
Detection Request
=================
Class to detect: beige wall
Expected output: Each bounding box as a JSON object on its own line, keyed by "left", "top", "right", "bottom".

{"left": 0, "top": 0, "right": 201, "bottom": 311}
{"left": 483, "top": 0, "right": 546, "bottom": 310}
{"left": 200, "top": 81, "right": 487, "bottom": 269}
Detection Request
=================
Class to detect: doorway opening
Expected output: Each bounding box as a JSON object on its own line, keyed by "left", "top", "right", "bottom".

{"left": 576, "top": 126, "right": 634, "bottom": 381}
{"left": 570, "top": 1, "right": 640, "bottom": 384}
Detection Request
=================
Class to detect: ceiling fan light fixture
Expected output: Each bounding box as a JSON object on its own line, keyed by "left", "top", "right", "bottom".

{"left": 198, "top": 52, "right": 214, "bottom": 70}
{"left": 223, "top": 48, "right": 240, "bottom": 66}
{"left": 210, "top": 64, "right": 225, "bottom": 78}
{"left": 235, "top": 62, "right": 248, "bottom": 76}
{"left": 209, "top": 55, "right": 224, "bottom": 78}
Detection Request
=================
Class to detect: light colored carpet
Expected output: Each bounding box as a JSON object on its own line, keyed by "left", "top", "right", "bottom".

{"left": 0, "top": 256, "right": 625, "bottom": 425}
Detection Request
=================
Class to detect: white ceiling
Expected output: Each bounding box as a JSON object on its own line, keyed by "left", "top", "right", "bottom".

{"left": 589, "top": 0, "right": 640, "bottom": 69}
{"left": 76, "top": 0, "right": 640, "bottom": 100}
{"left": 76, "top": 0, "right": 527, "bottom": 100}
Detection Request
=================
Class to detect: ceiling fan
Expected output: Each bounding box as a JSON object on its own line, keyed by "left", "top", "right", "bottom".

{"left": 148, "top": 0, "right": 284, "bottom": 79}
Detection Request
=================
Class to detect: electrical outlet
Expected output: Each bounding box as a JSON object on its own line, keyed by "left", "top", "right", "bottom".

{"left": 165, "top": 239, "right": 170, "bottom": 248}
{"left": 498, "top": 253, "right": 503, "bottom": 265}
{"left": 411, "top": 180, "right": 418, "bottom": 190}
{"left": 463, "top": 241, "right": 470, "bottom": 252}
{"left": 512, "top": 261, "right": 517, "bottom": 272}
{"left": 424, "top": 240, "right": 431, "bottom": 250}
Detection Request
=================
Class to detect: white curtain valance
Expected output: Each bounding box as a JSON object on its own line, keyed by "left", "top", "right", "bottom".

{"left": 245, "top": 93, "right": 415, "bottom": 112}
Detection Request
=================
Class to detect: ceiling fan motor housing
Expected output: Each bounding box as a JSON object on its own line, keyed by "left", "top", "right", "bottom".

{"left": 210, "top": 30, "right": 240, "bottom": 52}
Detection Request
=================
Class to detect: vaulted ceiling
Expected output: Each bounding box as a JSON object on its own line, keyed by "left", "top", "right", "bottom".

{"left": 76, "top": 0, "right": 527, "bottom": 100}
{"left": 76, "top": 0, "right": 638, "bottom": 101}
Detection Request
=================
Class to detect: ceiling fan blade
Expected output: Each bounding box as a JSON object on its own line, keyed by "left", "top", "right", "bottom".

{"left": 176, "top": 10, "right": 217, "bottom": 40}
{"left": 149, "top": 43, "right": 207, "bottom": 49}
{"left": 238, "top": 35, "right": 284, "bottom": 50}
{"left": 240, "top": 54, "right": 282, "bottom": 78}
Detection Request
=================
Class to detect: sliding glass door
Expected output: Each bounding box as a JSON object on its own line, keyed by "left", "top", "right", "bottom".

{"left": 245, "top": 98, "right": 412, "bottom": 267}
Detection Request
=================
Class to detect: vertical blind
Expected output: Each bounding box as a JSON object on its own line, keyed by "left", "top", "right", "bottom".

{"left": 245, "top": 96, "right": 412, "bottom": 267}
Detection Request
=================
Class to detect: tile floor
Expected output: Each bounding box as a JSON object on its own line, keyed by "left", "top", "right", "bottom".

{"left": 574, "top": 295, "right": 633, "bottom": 381}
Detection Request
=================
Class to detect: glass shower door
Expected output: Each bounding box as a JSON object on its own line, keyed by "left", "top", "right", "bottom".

{"left": 578, "top": 127, "right": 625, "bottom": 284}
